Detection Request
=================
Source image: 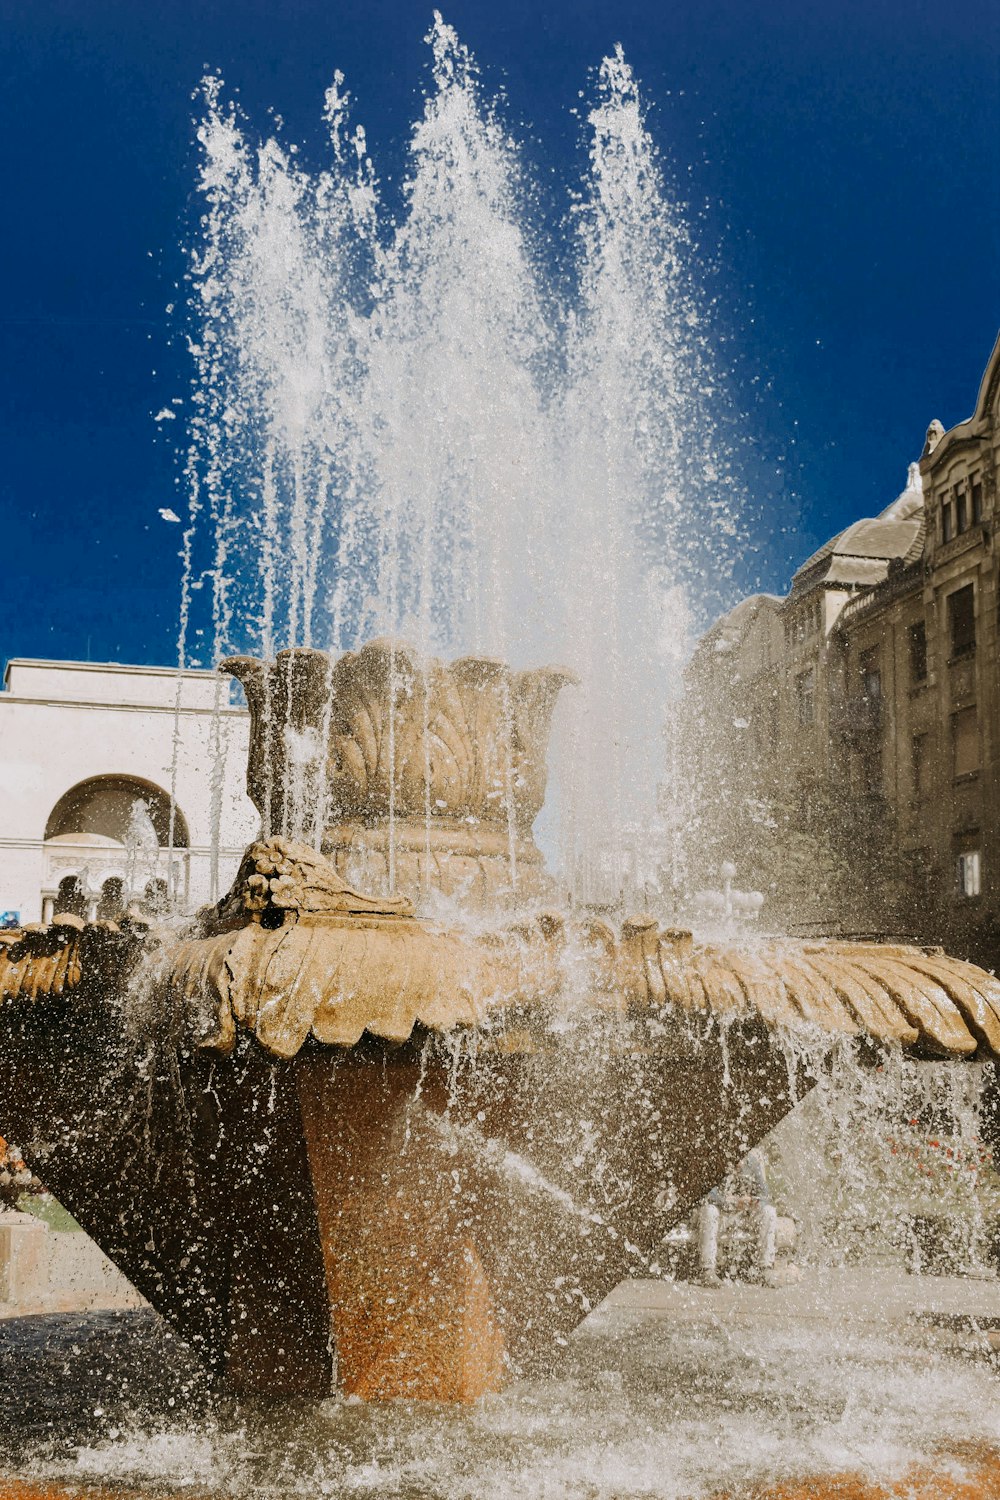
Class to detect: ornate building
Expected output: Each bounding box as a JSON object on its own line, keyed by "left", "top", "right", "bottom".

{"left": 0, "top": 659, "right": 258, "bottom": 925}
{"left": 681, "top": 333, "right": 999, "bottom": 968}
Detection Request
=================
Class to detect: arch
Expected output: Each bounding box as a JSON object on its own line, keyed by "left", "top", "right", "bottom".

{"left": 44, "top": 775, "right": 190, "bottom": 849}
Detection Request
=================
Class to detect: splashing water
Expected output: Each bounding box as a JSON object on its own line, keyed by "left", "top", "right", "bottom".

{"left": 180, "top": 15, "right": 741, "bottom": 898}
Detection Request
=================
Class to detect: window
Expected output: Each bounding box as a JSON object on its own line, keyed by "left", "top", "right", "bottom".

{"left": 956, "top": 850, "right": 981, "bottom": 899}
{"left": 942, "top": 501, "right": 954, "bottom": 543}
{"left": 908, "top": 621, "right": 927, "bottom": 684}
{"left": 860, "top": 647, "right": 881, "bottom": 711}
{"left": 956, "top": 487, "right": 968, "bottom": 534}
{"left": 971, "top": 477, "right": 983, "bottom": 524}
{"left": 952, "top": 705, "right": 979, "bottom": 777}
{"left": 948, "top": 585, "right": 976, "bottom": 659}
{"left": 97, "top": 877, "right": 127, "bottom": 921}
{"left": 911, "top": 733, "right": 928, "bottom": 799}
{"left": 796, "top": 668, "right": 815, "bottom": 725}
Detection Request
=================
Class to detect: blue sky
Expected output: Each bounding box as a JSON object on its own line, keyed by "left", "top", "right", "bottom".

{"left": 2, "top": 0, "right": 998, "bottom": 668}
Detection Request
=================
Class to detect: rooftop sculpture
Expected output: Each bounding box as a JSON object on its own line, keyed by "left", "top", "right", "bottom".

{"left": 2, "top": 642, "right": 999, "bottom": 1402}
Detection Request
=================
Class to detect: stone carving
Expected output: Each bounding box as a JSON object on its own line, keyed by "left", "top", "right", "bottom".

{"left": 923, "top": 418, "right": 945, "bottom": 457}
{"left": 0, "top": 914, "right": 144, "bottom": 1004}
{"left": 7, "top": 839, "right": 1000, "bottom": 1063}
{"left": 221, "top": 639, "right": 576, "bottom": 904}
{"left": 156, "top": 837, "right": 1000, "bottom": 1063}
{"left": 207, "top": 835, "right": 414, "bottom": 929}
{"left": 172, "top": 836, "right": 565, "bottom": 1056}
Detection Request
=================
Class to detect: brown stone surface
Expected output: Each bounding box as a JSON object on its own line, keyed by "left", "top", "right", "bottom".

{"left": 0, "top": 996, "right": 332, "bottom": 1396}
{"left": 296, "top": 1057, "right": 507, "bottom": 1401}
{"left": 291, "top": 1011, "right": 812, "bottom": 1399}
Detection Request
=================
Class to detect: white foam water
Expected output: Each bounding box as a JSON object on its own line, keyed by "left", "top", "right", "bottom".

{"left": 180, "top": 14, "right": 741, "bottom": 902}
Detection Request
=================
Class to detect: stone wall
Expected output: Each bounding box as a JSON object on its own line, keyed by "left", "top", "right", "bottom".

{"left": 0, "top": 1208, "right": 144, "bottom": 1316}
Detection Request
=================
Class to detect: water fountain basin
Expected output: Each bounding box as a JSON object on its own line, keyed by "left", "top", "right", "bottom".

{"left": 221, "top": 640, "right": 576, "bottom": 906}
{"left": 3, "top": 828, "right": 1000, "bottom": 1402}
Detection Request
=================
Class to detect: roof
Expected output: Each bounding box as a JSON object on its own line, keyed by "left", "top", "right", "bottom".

{"left": 791, "top": 465, "right": 925, "bottom": 596}
{"left": 922, "top": 329, "right": 1000, "bottom": 471}
{"left": 691, "top": 593, "right": 782, "bottom": 662}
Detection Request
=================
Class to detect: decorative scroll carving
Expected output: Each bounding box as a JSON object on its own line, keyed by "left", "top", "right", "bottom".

{"left": 0, "top": 916, "right": 146, "bottom": 1005}
{"left": 206, "top": 836, "right": 413, "bottom": 930}
{"left": 152, "top": 841, "right": 1000, "bottom": 1063}
{"left": 6, "top": 834, "right": 1000, "bottom": 1066}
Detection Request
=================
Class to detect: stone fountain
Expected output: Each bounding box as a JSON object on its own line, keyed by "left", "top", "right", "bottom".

{"left": 2, "top": 639, "right": 999, "bottom": 1404}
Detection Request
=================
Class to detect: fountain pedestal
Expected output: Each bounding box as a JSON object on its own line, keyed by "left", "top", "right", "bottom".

{"left": 297, "top": 1055, "right": 508, "bottom": 1401}
{"left": 292, "top": 1024, "right": 810, "bottom": 1400}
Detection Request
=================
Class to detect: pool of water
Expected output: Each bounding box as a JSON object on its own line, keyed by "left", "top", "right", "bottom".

{"left": 3, "top": 1272, "right": 999, "bottom": 1499}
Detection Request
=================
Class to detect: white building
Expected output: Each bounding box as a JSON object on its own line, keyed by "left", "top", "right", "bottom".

{"left": 0, "top": 660, "right": 259, "bottom": 926}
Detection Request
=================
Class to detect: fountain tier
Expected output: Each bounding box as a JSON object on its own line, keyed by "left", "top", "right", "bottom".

{"left": 221, "top": 640, "right": 575, "bottom": 906}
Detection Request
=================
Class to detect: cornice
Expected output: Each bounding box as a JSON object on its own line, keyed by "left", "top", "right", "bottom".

{"left": 0, "top": 835, "right": 249, "bottom": 856}
{"left": 833, "top": 563, "right": 923, "bottom": 632}
{"left": 4, "top": 658, "right": 223, "bottom": 676}
{"left": 930, "top": 524, "right": 991, "bottom": 569}
{"left": 0, "top": 697, "right": 248, "bottom": 718}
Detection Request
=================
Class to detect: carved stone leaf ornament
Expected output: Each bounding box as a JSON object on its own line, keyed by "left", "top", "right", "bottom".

{"left": 133, "top": 835, "right": 1000, "bottom": 1064}
{"left": 4, "top": 830, "right": 1000, "bottom": 1063}
{"left": 220, "top": 641, "right": 577, "bottom": 905}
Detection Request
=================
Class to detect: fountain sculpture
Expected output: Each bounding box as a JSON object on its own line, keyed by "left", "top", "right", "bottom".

{"left": 2, "top": 28, "right": 998, "bottom": 1465}
{"left": 2, "top": 637, "right": 999, "bottom": 1404}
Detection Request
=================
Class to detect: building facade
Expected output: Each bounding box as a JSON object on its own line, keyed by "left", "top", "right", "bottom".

{"left": 0, "top": 660, "right": 258, "bottom": 925}
{"left": 681, "top": 333, "right": 999, "bottom": 968}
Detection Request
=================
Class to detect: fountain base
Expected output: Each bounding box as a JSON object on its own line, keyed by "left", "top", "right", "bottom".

{"left": 3, "top": 835, "right": 1000, "bottom": 1401}
{"left": 290, "top": 1021, "right": 810, "bottom": 1401}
